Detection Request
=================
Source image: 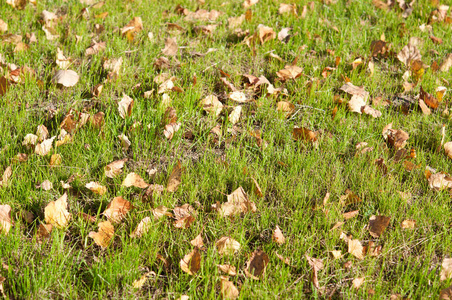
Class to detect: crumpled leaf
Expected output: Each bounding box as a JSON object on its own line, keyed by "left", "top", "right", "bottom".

{"left": 228, "top": 106, "right": 242, "bottom": 124}
{"left": 35, "top": 136, "right": 56, "bottom": 156}
{"left": 279, "top": 3, "right": 297, "bottom": 15}
{"left": 272, "top": 226, "right": 285, "bottom": 245}
{"left": 229, "top": 91, "right": 249, "bottom": 103}
{"left": 130, "top": 217, "right": 152, "bottom": 238}
{"left": 44, "top": 193, "right": 71, "bottom": 229}
{"left": 0, "top": 204, "right": 13, "bottom": 234}
{"left": 162, "top": 38, "right": 178, "bottom": 56}
{"left": 167, "top": 161, "right": 182, "bottom": 192}
{"left": 340, "top": 82, "right": 369, "bottom": 102}
{"left": 278, "top": 27, "right": 292, "bottom": 43}
{"left": 293, "top": 127, "right": 317, "bottom": 143}
{"left": 118, "top": 93, "right": 134, "bottom": 119}
{"left": 120, "top": 16, "right": 143, "bottom": 36}
{"left": 244, "top": 250, "right": 269, "bottom": 280}
{"left": 0, "top": 166, "right": 12, "bottom": 187}
{"left": 382, "top": 123, "right": 409, "bottom": 150}
{"left": 401, "top": 219, "right": 416, "bottom": 229}
{"left": 216, "top": 237, "right": 241, "bottom": 255}
{"left": 258, "top": 25, "right": 276, "bottom": 44}
{"left": 441, "top": 258, "right": 452, "bottom": 281}
{"left": 56, "top": 48, "right": 71, "bottom": 69}
{"left": 220, "top": 276, "right": 239, "bottom": 299}
{"left": 89, "top": 221, "right": 114, "bottom": 248}
{"left": 180, "top": 247, "right": 201, "bottom": 275}
{"left": 190, "top": 233, "right": 205, "bottom": 250}
{"left": 122, "top": 172, "right": 149, "bottom": 188}
{"left": 103, "top": 196, "right": 132, "bottom": 223}
{"left": 220, "top": 187, "right": 257, "bottom": 217}
{"left": 85, "top": 181, "right": 107, "bottom": 195}
{"left": 353, "top": 277, "right": 365, "bottom": 289}
{"left": 420, "top": 86, "right": 439, "bottom": 109}
{"left": 85, "top": 40, "right": 106, "bottom": 56}
{"left": 217, "top": 264, "right": 237, "bottom": 276}
{"left": 348, "top": 239, "right": 364, "bottom": 260}
{"left": 243, "top": 0, "right": 259, "bottom": 8}
{"left": 397, "top": 43, "right": 421, "bottom": 67}
{"left": 276, "top": 65, "right": 303, "bottom": 80}
{"left": 368, "top": 215, "right": 390, "bottom": 238}
{"left": 428, "top": 172, "right": 452, "bottom": 190}
{"left": 53, "top": 70, "right": 79, "bottom": 87}
{"left": 201, "top": 95, "right": 223, "bottom": 116}
{"left": 105, "top": 158, "right": 127, "bottom": 178}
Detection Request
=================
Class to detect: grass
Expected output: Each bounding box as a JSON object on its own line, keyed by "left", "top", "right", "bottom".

{"left": 1, "top": 0, "right": 452, "bottom": 298}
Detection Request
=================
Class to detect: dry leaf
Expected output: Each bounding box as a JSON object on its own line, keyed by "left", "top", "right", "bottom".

{"left": 153, "top": 205, "right": 172, "bottom": 219}
{"left": 36, "top": 223, "right": 53, "bottom": 241}
{"left": 217, "top": 264, "right": 237, "bottom": 276}
{"left": 0, "top": 205, "right": 13, "bottom": 234}
{"left": 276, "top": 101, "right": 295, "bottom": 116}
{"left": 340, "top": 82, "right": 369, "bottom": 101}
{"left": 397, "top": 43, "right": 421, "bottom": 67}
{"left": 276, "top": 65, "right": 303, "bottom": 80}
{"left": 306, "top": 255, "right": 323, "bottom": 290}
{"left": 44, "top": 193, "right": 71, "bottom": 229}
{"left": 278, "top": 27, "right": 291, "bottom": 43}
{"left": 442, "top": 258, "right": 452, "bottom": 281}
{"left": 121, "top": 17, "right": 143, "bottom": 35}
{"left": 39, "top": 180, "right": 53, "bottom": 190}
{"left": 362, "top": 105, "right": 382, "bottom": 118}
{"left": 258, "top": 25, "right": 276, "bottom": 44}
{"left": 401, "top": 219, "right": 416, "bottom": 229}
{"left": 56, "top": 48, "right": 71, "bottom": 69}
{"left": 251, "top": 177, "right": 263, "bottom": 197}
{"left": 440, "top": 53, "right": 452, "bottom": 72}
{"left": 164, "top": 123, "right": 181, "bottom": 140}
{"left": 190, "top": 233, "right": 205, "bottom": 250}
{"left": 419, "top": 99, "right": 431, "bottom": 115}
{"left": 228, "top": 15, "right": 245, "bottom": 29}
{"left": 243, "top": 0, "right": 259, "bottom": 8}
{"left": 216, "top": 237, "right": 241, "bottom": 255}
{"left": 348, "top": 95, "right": 366, "bottom": 113}
{"left": 0, "top": 166, "right": 12, "bottom": 187}
{"left": 35, "top": 136, "right": 56, "bottom": 156}
{"left": 201, "top": 95, "right": 223, "bottom": 116}
{"left": 85, "top": 181, "right": 107, "bottom": 195}
{"left": 174, "top": 215, "right": 195, "bottom": 229}
{"left": 103, "top": 196, "right": 132, "bottom": 223}
{"left": 180, "top": 247, "right": 201, "bottom": 275}
{"left": 339, "top": 189, "right": 362, "bottom": 206}
{"left": 50, "top": 154, "right": 62, "bottom": 166}
{"left": 229, "top": 106, "right": 242, "bottom": 124}
{"left": 220, "top": 187, "right": 257, "bottom": 217}
{"left": 293, "top": 127, "right": 317, "bottom": 143}
{"left": 420, "top": 86, "right": 439, "bottom": 109}
{"left": 0, "top": 19, "right": 7, "bottom": 33}
{"left": 53, "top": 70, "right": 79, "bottom": 87}
{"left": 272, "top": 226, "right": 285, "bottom": 245}
{"left": 122, "top": 173, "right": 149, "bottom": 189}
{"left": 167, "top": 161, "right": 182, "bottom": 192}
{"left": 162, "top": 38, "right": 178, "bottom": 56}
{"left": 368, "top": 215, "right": 390, "bottom": 238}
{"left": 245, "top": 250, "right": 269, "bottom": 279}
{"left": 382, "top": 124, "right": 409, "bottom": 150}
{"left": 85, "top": 40, "right": 106, "bottom": 56}
{"left": 331, "top": 250, "right": 342, "bottom": 259}
{"left": 428, "top": 172, "right": 452, "bottom": 190}
{"left": 279, "top": 3, "right": 297, "bottom": 15}
{"left": 88, "top": 220, "right": 114, "bottom": 248}
{"left": 440, "top": 285, "right": 452, "bottom": 300}
{"left": 105, "top": 158, "right": 127, "bottom": 178}
{"left": 220, "top": 277, "right": 239, "bottom": 299}
{"left": 118, "top": 93, "right": 134, "bottom": 119}
{"left": 229, "top": 91, "right": 249, "bottom": 103}
{"left": 130, "top": 217, "right": 152, "bottom": 238}
{"left": 352, "top": 277, "right": 365, "bottom": 289}
{"left": 343, "top": 210, "right": 359, "bottom": 220}
{"left": 348, "top": 239, "right": 364, "bottom": 260}
{"left": 445, "top": 142, "right": 452, "bottom": 158}
{"left": 22, "top": 134, "right": 38, "bottom": 147}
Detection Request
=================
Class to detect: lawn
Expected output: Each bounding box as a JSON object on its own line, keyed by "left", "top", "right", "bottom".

{"left": 1, "top": 0, "right": 452, "bottom": 298}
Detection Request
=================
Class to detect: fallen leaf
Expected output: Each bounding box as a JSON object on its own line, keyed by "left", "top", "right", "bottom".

{"left": 35, "top": 136, "right": 56, "bottom": 156}
{"left": 229, "top": 106, "right": 242, "bottom": 124}
{"left": 279, "top": 3, "right": 297, "bottom": 15}
{"left": 293, "top": 127, "right": 317, "bottom": 142}
{"left": 343, "top": 210, "right": 359, "bottom": 220}
{"left": 420, "top": 86, "right": 439, "bottom": 109}
{"left": 348, "top": 239, "right": 364, "bottom": 260}
{"left": 0, "top": 19, "right": 7, "bottom": 33}
{"left": 368, "top": 215, "right": 390, "bottom": 238}
{"left": 153, "top": 205, "right": 172, "bottom": 219}
{"left": 278, "top": 27, "right": 291, "bottom": 43}
{"left": 0, "top": 166, "right": 12, "bottom": 187}
{"left": 105, "top": 158, "right": 127, "bottom": 178}
{"left": 122, "top": 172, "right": 149, "bottom": 189}
{"left": 180, "top": 247, "right": 201, "bottom": 275}
{"left": 276, "top": 101, "right": 295, "bottom": 117}
{"left": 348, "top": 95, "right": 367, "bottom": 113}
{"left": 174, "top": 215, "right": 195, "bottom": 229}
{"left": 273, "top": 226, "right": 285, "bottom": 245}
{"left": 229, "top": 91, "right": 249, "bottom": 103}
{"left": 353, "top": 277, "right": 365, "bottom": 289}
{"left": 53, "top": 70, "right": 79, "bottom": 87}
{"left": 118, "top": 93, "right": 134, "bottom": 119}
{"left": 167, "top": 161, "right": 182, "bottom": 192}
{"left": 419, "top": 99, "right": 431, "bottom": 115}
{"left": 276, "top": 65, "right": 303, "bottom": 80}
{"left": 120, "top": 16, "right": 143, "bottom": 35}
{"left": 164, "top": 123, "right": 181, "bottom": 140}
{"left": 228, "top": 15, "right": 245, "bottom": 29}
{"left": 162, "top": 38, "right": 178, "bottom": 56}
{"left": 331, "top": 250, "right": 342, "bottom": 259}
{"left": 442, "top": 258, "right": 452, "bottom": 281}
{"left": 190, "top": 233, "right": 205, "bottom": 250}
{"left": 340, "top": 82, "right": 369, "bottom": 101}
{"left": 306, "top": 255, "right": 323, "bottom": 290}
{"left": 245, "top": 250, "right": 269, "bottom": 279}
{"left": 85, "top": 181, "right": 107, "bottom": 195}
{"left": 36, "top": 223, "right": 53, "bottom": 241}
{"left": 220, "top": 276, "right": 239, "bottom": 299}
{"left": 85, "top": 40, "right": 106, "bottom": 56}
{"left": 0, "top": 205, "right": 13, "bottom": 234}
{"left": 220, "top": 187, "right": 257, "bottom": 217}
{"left": 216, "top": 237, "right": 241, "bottom": 255}
{"left": 243, "top": 0, "right": 259, "bottom": 8}
{"left": 339, "top": 189, "right": 362, "bottom": 206}
{"left": 39, "top": 180, "right": 53, "bottom": 190}
{"left": 401, "top": 219, "right": 416, "bottom": 229}
{"left": 217, "top": 264, "right": 237, "bottom": 276}
{"left": 103, "top": 196, "right": 132, "bottom": 223}
{"left": 361, "top": 105, "right": 382, "bottom": 118}
{"left": 397, "top": 43, "right": 421, "bottom": 67}
{"left": 428, "top": 172, "right": 452, "bottom": 190}
{"left": 382, "top": 124, "right": 409, "bottom": 150}
{"left": 130, "top": 217, "right": 152, "bottom": 238}
{"left": 251, "top": 177, "right": 263, "bottom": 197}
{"left": 44, "top": 193, "right": 71, "bottom": 229}
{"left": 201, "top": 95, "right": 223, "bottom": 117}
{"left": 88, "top": 220, "right": 114, "bottom": 248}
{"left": 444, "top": 142, "right": 452, "bottom": 158}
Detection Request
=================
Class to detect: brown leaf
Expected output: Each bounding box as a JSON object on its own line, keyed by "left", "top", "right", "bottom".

{"left": 401, "top": 219, "right": 416, "bottom": 229}
{"left": 382, "top": 124, "right": 409, "bottom": 150}
{"left": 361, "top": 105, "right": 382, "bottom": 118}
{"left": 293, "top": 127, "right": 317, "bottom": 142}
{"left": 180, "top": 248, "right": 201, "bottom": 275}
{"left": 276, "top": 101, "right": 295, "bottom": 117}
{"left": 418, "top": 99, "right": 431, "bottom": 115}
{"left": 167, "top": 161, "right": 182, "bottom": 192}
{"left": 348, "top": 95, "right": 367, "bottom": 113}
{"left": 428, "top": 172, "right": 452, "bottom": 190}
{"left": 243, "top": 0, "right": 259, "bottom": 8}
{"left": 340, "top": 82, "right": 369, "bottom": 101}
{"left": 352, "top": 277, "right": 365, "bottom": 289}
{"left": 85, "top": 40, "right": 106, "bottom": 56}
{"left": 245, "top": 250, "right": 269, "bottom": 279}
{"left": 442, "top": 258, "right": 452, "bottom": 281}
{"left": 0, "top": 205, "right": 13, "bottom": 235}
{"left": 88, "top": 221, "right": 114, "bottom": 248}
{"left": 276, "top": 65, "right": 303, "bottom": 80}
{"left": 251, "top": 177, "right": 263, "bottom": 197}
{"left": 348, "top": 239, "right": 364, "bottom": 260}
{"left": 44, "top": 193, "right": 71, "bottom": 229}
{"left": 339, "top": 189, "right": 362, "bottom": 206}
{"left": 445, "top": 142, "right": 452, "bottom": 158}
{"left": 130, "top": 217, "right": 152, "bottom": 238}
{"left": 162, "top": 38, "right": 178, "bottom": 56}
{"left": 397, "top": 43, "right": 421, "bottom": 66}
{"left": 36, "top": 223, "right": 53, "bottom": 241}
{"left": 152, "top": 205, "right": 172, "bottom": 219}
{"left": 420, "top": 86, "right": 439, "bottom": 109}
{"left": 120, "top": 17, "right": 143, "bottom": 35}
{"left": 279, "top": 3, "right": 297, "bottom": 15}
{"left": 85, "top": 181, "right": 107, "bottom": 195}
{"left": 228, "top": 15, "right": 245, "bottom": 29}
{"left": 343, "top": 210, "right": 359, "bottom": 220}
{"left": 216, "top": 237, "right": 241, "bottom": 255}
{"left": 118, "top": 93, "right": 134, "bottom": 119}
{"left": 105, "top": 158, "right": 127, "bottom": 178}
{"left": 217, "top": 264, "right": 237, "bottom": 276}
{"left": 220, "top": 276, "right": 239, "bottom": 299}
{"left": 190, "top": 233, "right": 205, "bottom": 250}
{"left": 122, "top": 172, "right": 149, "bottom": 189}
{"left": 52, "top": 70, "right": 79, "bottom": 87}
{"left": 0, "top": 19, "right": 7, "bottom": 33}
{"left": 368, "top": 215, "right": 390, "bottom": 238}
{"left": 272, "top": 226, "right": 285, "bottom": 245}
{"left": 103, "top": 196, "right": 132, "bottom": 223}
{"left": 278, "top": 27, "right": 291, "bottom": 43}
{"left": 228, "top": 91, "right": 249, "bottom": 103}
{"left": 440, "top": 53, "right": 452, "bottom": 72}
{"left": 173, "top": 215, "right": 195, "bottom": 229}
{"left": 164, "top": 123, "right": 181, "bottom": 140}
{"left": 220, "top": 187, "right": 257, "bottom": 217}
{"left": 201, "top": 95, "right": 223, "bottom": 117}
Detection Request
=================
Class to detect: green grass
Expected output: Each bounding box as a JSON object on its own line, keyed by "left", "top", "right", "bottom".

{"left": 1, "top": 0, "right": 452, "bottom": 298}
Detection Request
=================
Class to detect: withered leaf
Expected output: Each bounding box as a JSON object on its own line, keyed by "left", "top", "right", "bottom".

{"left": 293, "top": 127, "right": 317, "bottom": 142}
{"left": 122, "top": 173, "right": 149, "bottom": 189}
{"left": 105, "top": 158, "right": 127, "bottom": 178}
{"left": 348, "top": 239, "right": 364, "bottom": 260}
{"left": 130, "top": 217, "right": 152, "bottom": 238}
{"left": 368, "top": 215, "right": 390, "bottom": 238}
{"left": 180, "top": 247, "right": 201, "bottom": 275}
{"left": 85, "top": 181, "right": 106, "bottom": 195}
{"left": 272, "top": 226, "right": 285, "bottom": 245}
{"left": 401, "top": 219, "right": 416, "bottom": 229}
{"left": 89, "top": 221, "right": 114, "bottom": 248}
{"left": 217, "top": 264, "right": 237, "bottom": 276}
{"left": 220, "top": 187, "right": 257, "bottom": 217}
{"left": 276, "top": 65, "right": 303, "bottom": 80}
{"left": 441, "top": 258, "right": 452, "bottom": 281}
{"left": 220, "top": 276, "right": 239, "bottom": 299}
{"left": 420, "top": 86, "right": 439, "bottom": 109}
{"left": 245, "top": 250, "right": 269, "bottom": 280}
{"left": 118, "top": 93, "right": 134, "bottom": 119}
{"left": 0, "top": 205, "right": 13, "bottom": 234}
{"left": 162, "top": 38, "right": 178, "bottom": 57}
{"left": 103, "top": 196, "right": 132, "bottom": 223}
{"left": 216, "top": 237, "right": 241, "bottom": 255}
{"left": 44, "top": 193, "right": 71, "bottom": 229}
{"left": 167, "top": 161, "right": 182, "bottom": 192}
{"left": 397, "top": 43, "right": 421, "bottom": 67}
